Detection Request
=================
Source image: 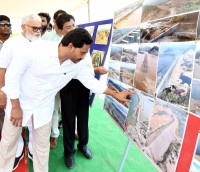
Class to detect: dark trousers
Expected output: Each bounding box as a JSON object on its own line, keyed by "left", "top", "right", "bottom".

{"left": 60, "top": 79, "right": 90, "bottom": 156}
{"left": 0, "top": 109, "right": 5, "bottom": 139}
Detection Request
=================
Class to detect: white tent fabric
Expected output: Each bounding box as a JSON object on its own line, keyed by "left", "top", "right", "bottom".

{"left": 0, "top": 0, "right": 132, "bottom": 22}
{"left": 0, "top": 0, "right": 88, "bottom": 19}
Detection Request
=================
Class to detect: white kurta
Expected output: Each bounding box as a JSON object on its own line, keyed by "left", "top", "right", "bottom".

{"left": 2, "top": 40, "right": 107, "bottom": 129}
{"left": 0, "top": 34, "right": 30, "bottom": 68}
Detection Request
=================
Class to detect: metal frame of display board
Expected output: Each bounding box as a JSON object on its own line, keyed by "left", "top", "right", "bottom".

{"left": 118, "top": 139, "right": 131, "bottom": 172}
{"left": 98, "top": 96, "right": 131, "bottom": 172}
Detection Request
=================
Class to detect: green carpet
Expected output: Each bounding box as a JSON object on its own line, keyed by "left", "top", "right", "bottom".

{"left": 29, "top": 97, "right": 158, "bottom": 172}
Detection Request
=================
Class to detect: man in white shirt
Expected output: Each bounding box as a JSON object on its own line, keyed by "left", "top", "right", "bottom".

{"left": 42, "top": 9, "right": 67, "bottom": 42}
{"left": 42, "top": 12, "right": 76, "bottom": 149}
{"left": 0, "top": 28, "right": 132, "bottom": 172}
{"left": 0, "top": 14, "right": 42, "bottom": 170}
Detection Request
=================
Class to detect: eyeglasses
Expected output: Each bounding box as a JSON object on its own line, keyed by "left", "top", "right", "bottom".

{"left": 26, "top": 24, "right": 42, "bottom": 32}
{"left": 0, "top": 23, "right": 11, "bottom": 27}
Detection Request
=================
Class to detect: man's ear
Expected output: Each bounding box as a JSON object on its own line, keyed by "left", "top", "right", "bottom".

{"left": 68, "top": 43, "right": 73, "bottom": 48}
{"left": 21, "top": 24, "right": 25, "bottom": 32}
{"left": 68, "top": 43, "right": 74, "bottom": 50}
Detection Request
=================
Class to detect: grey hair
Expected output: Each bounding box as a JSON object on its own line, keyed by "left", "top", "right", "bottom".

{"left": 21, "top": 14, "right": 41, "bottom": 24}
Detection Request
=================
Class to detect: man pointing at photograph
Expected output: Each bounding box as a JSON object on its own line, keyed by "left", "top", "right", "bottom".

{"left": 0, "top": 28, "right": 133, "bottom": 172}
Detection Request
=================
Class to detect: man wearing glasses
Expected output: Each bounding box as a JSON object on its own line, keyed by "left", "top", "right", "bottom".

{"left": 0, "top": 14, "right": 11, "bottom": 141}
{"left": 0, "top": 14, "right": 42, "bottom": 170}
{"left": 0, "top": 15, "right": 11, "bottom": 50}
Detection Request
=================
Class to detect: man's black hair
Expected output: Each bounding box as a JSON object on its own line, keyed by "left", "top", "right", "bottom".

{"left": 38, "top": 12, "right": 51, "bottom": 23}
{"left": 48, "top": 23, "right": 53, "bottom": 30}
{"left": 0, "top": 15, "right": 10, "bottom": 22}
{"left": 56, "top": 13, "right": 75, "bottom": 30}
{"left": 61, "top": 28, "right": 93, "bottom": 48}
{"left": 53, "top": 10, "right": 67, "bottom": 20}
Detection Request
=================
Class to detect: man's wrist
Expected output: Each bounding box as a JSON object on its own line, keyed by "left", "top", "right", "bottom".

{"left": 0, "top": 89, "right": 5, "bottom": 95}
{"left": 10, "top": 99, "right": 20, "bottom": 108}
{"left": 110, "top": 90, "right": 117, "bottom": 98}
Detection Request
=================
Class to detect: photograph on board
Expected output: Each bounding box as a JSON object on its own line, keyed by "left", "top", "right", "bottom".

{"left": 95, "top": 24, "right": 112, "bottom": 45}
{"left": 134, "top": 43, "right": 159, "bottom": 96}
{"left": 157, "top": 42, "right": 195, "bottom": 110}
{"left": 114, "top": 0, "right": 143, "bottom": 29}
{"left": 91, "top": 49, "right": 105, "bottom": 68}
{"left": 125, "top": 89, "right": 155, "bottom": 150}
{"left": 141, "top": 0, "right": 200, "bottom": 23}
{"left": 112, "top": 26, "right": 140, "bottom": 44}
{"left": 140, "top": 11, "right": 199, "bottom": 43}
{"left": 144, "top": 98, "right": 188, "bottom": 172}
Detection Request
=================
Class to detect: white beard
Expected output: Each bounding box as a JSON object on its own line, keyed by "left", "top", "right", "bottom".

{"left": 25, "top": 31, "right": 41, "bottom": 41}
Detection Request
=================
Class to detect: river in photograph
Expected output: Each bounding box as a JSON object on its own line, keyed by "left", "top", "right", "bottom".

{"left": 180, "top": 74, "right": 191, "bottom": 85}
{"left": 157, "top": 55, "right": 175, "bottom": 77}
{"left": 191, "top": 85, "right": 200, "bottom": 100}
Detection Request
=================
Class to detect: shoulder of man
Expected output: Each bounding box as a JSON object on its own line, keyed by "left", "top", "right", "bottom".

{"left": 42, "top": 30, "right": 55, "bottom": 40}
{"left": 3, "top": 34, "right": 28, "bottom": 46}
{"left": 28, "top": 40, "right": 59, "bottom": 54}
{"left": 42, "top": 30, "right": 61, "bottom": 42}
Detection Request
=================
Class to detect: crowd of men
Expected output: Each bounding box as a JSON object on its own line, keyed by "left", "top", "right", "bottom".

{"left": 0, "top": 10, "right": 132, "bottom": 172}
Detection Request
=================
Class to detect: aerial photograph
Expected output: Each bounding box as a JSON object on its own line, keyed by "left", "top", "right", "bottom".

{"left": 114, "top": 0, "right": 143, "bottom": 29}
{"left": 104, "top": 95, "right": 128, "bottom": 130}
{"left": 134, "top": 43, "right": 159, "bottom": 96}
{"left": 121, "top": 44, "right": 138, "bottom": 64}
{"left": 141, "top": 0, "right": 200, "bottom": 23}
{"left": 104, "top": 78, "right": 132, "bottom": 129}
{"left": 189, "top": 79, "right": 200, "bottom": 116}
{"left": 95, "top": 23, "right": 112, "bottom": 45}
{"left": 118, "top": 44, "right": 138, "bottom": 86}
{"left": 144, "top": 98, "right": 188, "bottom": 172}
{"left": 108, "top": 60, "right": 121, "bottom": 81}
{"left": 157, "top": 42, "right": 196, "bottom": 110}
{"left": 140, "top": 11, "right": 199, "bottom": 43}
{"left": 110, "top": 45, "right": 123, "bottom": 61}
{"left": 120, "top": 62, "right": 136, "bottom": 86}
{"left": 112, "top": 26, "right": 140, "bottom": 44}
{"left": 125, "top": 89, "right": 155, "bottom": 149}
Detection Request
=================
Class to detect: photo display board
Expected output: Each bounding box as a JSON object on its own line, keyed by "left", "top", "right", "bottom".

{"left": 103, "top": 0, "right": 200, "bottom": 171}
{"left": 78, "top": 19, "right": 113, "bottom": 106}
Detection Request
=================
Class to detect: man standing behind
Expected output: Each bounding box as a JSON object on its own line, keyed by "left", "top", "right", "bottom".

{"left": 0, "top": 14, "right": 42, "bottom": 170}
{"left": 42, "top": 12, "right": 75, "bottom": 149}
{"left": 42, "top": 9, "right": 67, "bottom": 41}
{"left": 0, "top": 14, "right": 11, "bottom": 137}
{"left": 0, "top": 28, "right": 133, "bottom": 172}
{"left": 38, "top": 12, "right": 51, "bottom": 36}
{"left": 0, "top": 15, "right": 11, "bottom": 51}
